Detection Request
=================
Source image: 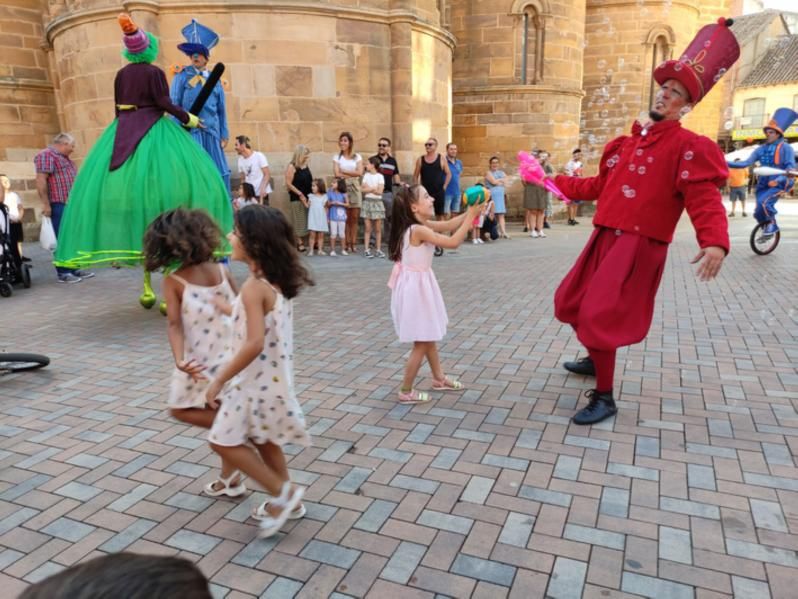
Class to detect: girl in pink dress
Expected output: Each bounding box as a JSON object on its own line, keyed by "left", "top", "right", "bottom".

{"left": 387, "top": 185, "right": 481, "bottom": 404}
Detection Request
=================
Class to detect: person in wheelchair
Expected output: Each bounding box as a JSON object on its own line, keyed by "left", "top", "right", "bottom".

{"left": 728, "top": 108, "right": 797, "bottom": 238}
{"left": 0, "top": 194, "right": 25, "bottom": 290}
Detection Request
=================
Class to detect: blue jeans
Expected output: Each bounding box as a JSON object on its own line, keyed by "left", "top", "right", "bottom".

{"left": 50, "top": 202, "right": 76, "bottom": 276}
{"left": 444, "top": 193, "right": 461, "bottom": 214}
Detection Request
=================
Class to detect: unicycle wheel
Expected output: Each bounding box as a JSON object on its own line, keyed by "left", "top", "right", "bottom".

{"left": 750, "top": 222, "right": 780, "bottom": 255}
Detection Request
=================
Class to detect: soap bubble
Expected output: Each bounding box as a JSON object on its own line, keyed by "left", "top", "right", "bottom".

{"left": 624, "top": 188, "right": 637, "bottom": 198}
{"left": 723, "top": 107, "right": 734, "bottom": 119}
{"left": 600, "top": 110, "right": 609, "bottom": 118}
{"left": 674, "top": 62, "right": 683, "bottom": 71}
{"left": 597, "top": 59, "right": 607, "bottom": 69}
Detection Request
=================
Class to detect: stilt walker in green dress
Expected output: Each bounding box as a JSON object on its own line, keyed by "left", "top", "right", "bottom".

{"left": 53, "top": 13, "right": 233, "bottom": 310}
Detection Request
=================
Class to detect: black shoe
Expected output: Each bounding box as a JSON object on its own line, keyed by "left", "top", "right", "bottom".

{"left": 563, "top": 356, "right": 595, "bottom": 376}
{"left": 572, "top": 390, "right": 617, "bottom": 425}
{"left": 543, "top": 221, "right": 551, "bottom": 229}
{"left": 523, "top": 226, "right": 528, "bottom": 232}
{"left": 21, "top": 256, "right": 31, "bottom": 263}
{"left": 572, "top": 219, "right": 580, "bottom": 225}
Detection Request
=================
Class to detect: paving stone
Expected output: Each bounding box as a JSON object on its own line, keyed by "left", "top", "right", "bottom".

{"left": 599, "top": 487, "right": 630, "bottom": 518}
{"left": 164, "top": 460, "right": 210, "bottom": 478}
{"left": 64, "top": 453, "right": 109, "bottom": 469}
{"left": 622, "top": 572, "right": 694, "bottom": 599}
{"left": 546, "top": 557, "right": 587, "bottom": 599}
{"left": 553, "top": 456, "right": 582, "bottom": 481}
{"left": 430, "top": 448, "right": 461, "bottom": 470}
{"left": 335, "top": 467, "right": 373, "bottom": 493}
{"left": 607, "top": 462, "right": 659, "bottom": 482}
{"left": 0, "top": 507, "right": 39, "bottom": 536}
{"left": 417, "top": 510, "right": 474, "bottom": 535}
{"left": 498, "top": 512, "right": 535, "bottom": 548}
{"left": 518, "top": 486, "right": 572, "bottom": 507}
{"left": 164, "top": 491, "right": 214, "bottom": 512}
{"left": 726, "top": 539, "right": 798, "bottom": 567}
{"left": 261, "top": 577, "right": 303, "bottom": 598}
{"left": 40, "top": 517, "right": 96, "bottom": 543}
{"left": 451, "top": 553, "right": 516, "bottom": 586}
{"left": 299, "top": 540, "right": 361, "bottom": 569}
{"left": 24, "top": 560, "right": 65, "bottom": 583}
{"left": 635, "top": 436, "right": 660, "bottom": 458}
{"left": 687, "top": 464, "right": 717, "bottom": 491}
{"left": 164, "top": 530, "right": 222, "bottom": 555}
{"left": 54, "top": 482, "right": 103, "bottom": 501}
{"left": 517, "top": 429, "right": 542, "bottom": 450}
{"left": 481, "top": 454, "right": 529, "bottom": 471}
{"left": 354, "top": 499, "right": 396, "bottom": 533}
{"left": 380, "top": 541, "right": 426, "bottom": 584}
{"left": 390, "top": 475, "right": 439, "bottom": 495}
{"left": 461, "top": 476, "right": 494, "bottom": 504}
{"left": 563, "top": 524, "right": 625, "bottom": 550}
{"left": 99, "top": 519, "right": 157, "bottom": 552}
{"left": 659, "top": 526, "right": 692, "bottom": 565}
{"left": 749, "top": 499, "right": 788, "bottom": 533}
{"left": 660, "top": 497, "right": 720, "bottom": 520}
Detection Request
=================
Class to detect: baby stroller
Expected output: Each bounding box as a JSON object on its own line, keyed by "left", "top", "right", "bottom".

{"left": 0, "top": 203, "right": 30, "bottom": 297}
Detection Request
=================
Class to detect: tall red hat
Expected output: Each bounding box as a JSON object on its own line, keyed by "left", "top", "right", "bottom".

{"left": 653, "top": 18, "right": 740, "bottom": 103}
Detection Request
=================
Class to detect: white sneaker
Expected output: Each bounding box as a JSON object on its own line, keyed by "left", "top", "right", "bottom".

{"left": 477, "top": 238, "right": 485, "bottom": 244}
{"left": 330, "top": 250, "right": 337, "bottom": 257}
{"left": 318, "top": 250, "right": 328, "bottom": 256}
{"left": 472, "top": 239, "right": 479, "bottom": 245}
{"left": 531, "top": 230, "right": 539, "bottom": 238}
{"left": 307, "top": 249, "right": 314, "bottom": 256}
{"left": 538, "top": 231, "right": 547, "bottom": 238}
{"left": 341, "top": 249, "right": 349, "bottom": 256}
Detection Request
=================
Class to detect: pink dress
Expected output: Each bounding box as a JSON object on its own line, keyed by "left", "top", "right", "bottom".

{"left": 388, "top": 225, "right": 448, "bottom": 342}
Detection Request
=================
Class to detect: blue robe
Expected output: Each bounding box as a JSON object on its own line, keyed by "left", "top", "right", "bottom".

{"left": 729, "top": 140, "right": 795, "bottom": 224}
{"left": 170, "top": 65, "right": 231, "bottom": 191}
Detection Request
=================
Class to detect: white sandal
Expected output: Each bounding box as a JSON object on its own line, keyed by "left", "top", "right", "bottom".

{"left": 251, "top": 498, "right": 306, "bottom": 521}
{"left": 258, "top": 482, "right": 305, "bottom": 538}
{"left": 203, "top": 470, "right": 247, "bottom": 498}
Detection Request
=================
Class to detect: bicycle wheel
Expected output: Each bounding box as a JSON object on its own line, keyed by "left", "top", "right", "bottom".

{"left": 0, "top": 353, "right": 50, "bottom": 373}
{"left": 750, "top": 222, "right": 780, "bottom": 255}
{"left": 0, "top": 282, "right": 11, "bottom": 297}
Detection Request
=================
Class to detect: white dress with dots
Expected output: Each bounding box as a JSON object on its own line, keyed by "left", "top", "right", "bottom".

{"left": 167, "top": 264, "right": 236, "bottom": 409}
{"left": 209, "top": 280, "right": 311, "bottom": 448}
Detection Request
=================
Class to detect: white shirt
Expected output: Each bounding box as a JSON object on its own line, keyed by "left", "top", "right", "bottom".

{"left": 333, "top": 153, "right": 362, "bottom": 175}
{"left": 4, "top": 191, "right": 21, "bottom": 222}
{"left": 362, "top": 172, "right": 384, "bottom": 199}
{"left": 238, "top": 151, "right": 272, "bottom": 195}
{"left": 564, "top": 159, "right": 583, "bottom": 177}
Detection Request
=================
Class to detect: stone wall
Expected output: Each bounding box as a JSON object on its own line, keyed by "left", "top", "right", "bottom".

{"left": 42, "top": 0, "right": 454, "bottom": 213}
{"left": 0, "top": 0, "right": 61, "bottom": 221}
{"left": 449, "top": 0, "right": 586, "bottom": 216}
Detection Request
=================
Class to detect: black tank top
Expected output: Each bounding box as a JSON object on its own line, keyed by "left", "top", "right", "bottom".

{"left": 288, "top": 165, "right": 313, "bottom": 202}
{"left": 420, "top": 154, "right": 445, "bottom": 195}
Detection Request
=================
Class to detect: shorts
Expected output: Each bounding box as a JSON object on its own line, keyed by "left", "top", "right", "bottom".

{"left": 730, "top": 186, "right": 746, "bottom": 202}
{"left": 329, "top": 220, "right": 346, "bottom": 238}
{"left": 432, "top": 190, "right": 446, "bottom": 216}
{"left": 444, "top": 193, "right": 461, "bottom": 214}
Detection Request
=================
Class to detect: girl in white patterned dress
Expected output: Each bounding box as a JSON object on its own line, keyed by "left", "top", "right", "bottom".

{"left": 206, "top": 204, "right": 314, "bottom": 538}
{"left": 143, "top": 208, "right": 244, "bottom": 498}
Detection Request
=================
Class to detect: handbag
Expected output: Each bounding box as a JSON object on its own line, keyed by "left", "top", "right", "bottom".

{"left": 40, "top": 216, "right": 57, "bottom": 251}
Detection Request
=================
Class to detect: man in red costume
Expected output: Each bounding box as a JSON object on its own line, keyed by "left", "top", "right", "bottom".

{"left": 553, "top": 19, "right": 740, "bottom": 425}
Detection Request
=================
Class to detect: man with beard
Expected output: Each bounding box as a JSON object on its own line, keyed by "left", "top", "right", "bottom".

{"left": 550, "top": 18, "right": 739, "bottom": 425}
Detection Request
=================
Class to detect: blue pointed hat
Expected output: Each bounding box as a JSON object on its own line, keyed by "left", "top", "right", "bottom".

{"left": 764, "top": 108, "right": 798, "bottom": 136}
{"left": 177, "top": 19, "right": 219, "bottom": 58}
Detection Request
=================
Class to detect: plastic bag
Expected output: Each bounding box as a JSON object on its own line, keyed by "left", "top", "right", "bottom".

{"left": 40, "top": 216, "right": 57, "bottom": 251}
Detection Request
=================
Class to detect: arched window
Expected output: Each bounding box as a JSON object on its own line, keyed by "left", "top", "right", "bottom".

{"left": 644, "top": 26, "right": 675, "bottom": 108}
{"left": 513, "top": 1, "right": 547, "bottom": 84}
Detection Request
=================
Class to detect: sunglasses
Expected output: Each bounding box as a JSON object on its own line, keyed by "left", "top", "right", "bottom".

{"left": 378, "top": 143, "right": 389, "bottom": 147}
{"left": 425, "top": 142, "right": 435, "bottom": 147}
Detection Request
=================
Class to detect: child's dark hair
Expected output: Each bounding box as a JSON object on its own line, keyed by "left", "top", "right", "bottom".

{"left": 142, "top": 208, "right": 221, "bottom": 272}
{"left": 334, "top": 178, "right": 346, "bottom": 194}
{"left": 368, "top": 155, "right": 381, "bottom": 170}
{"left": 241, "top": 182, "right": 256, "bottom": 200}
{"left": 18, "top": 552, "right": 212, "bottom": 599}
{"left": 235, "top": 205, "right": 314, "bottom": 299}
{"left": 313, "top": 178, "right": 327, "bottom": 194}
{"left": 388, "top": 184, "right": 423, "bottom": 262}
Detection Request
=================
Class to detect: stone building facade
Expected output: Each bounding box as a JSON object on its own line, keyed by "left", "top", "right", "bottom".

{"left": 2, "top": 0, "right": 747, "bottom": 223}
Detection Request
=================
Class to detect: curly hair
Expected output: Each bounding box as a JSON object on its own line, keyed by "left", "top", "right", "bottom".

{"left": 235, "top": 205, "right": 314, "bottom": 299}
{"left": 388, "top": 184, "right": 423, "bottom": 263}
{"left": 142, "top": 208, "right": 222, "bottom": 271}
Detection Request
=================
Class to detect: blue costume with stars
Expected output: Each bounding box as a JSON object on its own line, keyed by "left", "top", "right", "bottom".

{"left": 729, "top": 108, "right": 796, "bottom": 234}
{"left": 170, "top": 20, "right": 231, "bottom": 192}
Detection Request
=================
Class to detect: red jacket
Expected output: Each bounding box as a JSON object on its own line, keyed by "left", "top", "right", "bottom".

{"left": 554, "top": 120, "right": 730, "bottom": 252}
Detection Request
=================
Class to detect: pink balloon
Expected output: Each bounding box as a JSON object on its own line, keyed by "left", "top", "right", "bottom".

{"left": 517, "top": 151, "right": 571, "bottom": 204}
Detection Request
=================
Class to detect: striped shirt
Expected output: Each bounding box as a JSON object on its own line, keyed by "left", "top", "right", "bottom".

{"left": 34, "top": 147, "right": 76, "bottom": 204}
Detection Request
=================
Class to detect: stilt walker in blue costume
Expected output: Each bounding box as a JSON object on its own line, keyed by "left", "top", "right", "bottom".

{"left": 53, "top": 14, "right": 233, "bottom": 310}
{"left": 728, "top": 108, "right": 797, "bottom": 238}
{"left": 170, "top": 20, "right": 231, "bottom": 192}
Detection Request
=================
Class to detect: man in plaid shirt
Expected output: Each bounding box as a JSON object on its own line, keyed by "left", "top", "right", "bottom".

{"left": 34, "top": 133, "right": 93, "bottom": 283}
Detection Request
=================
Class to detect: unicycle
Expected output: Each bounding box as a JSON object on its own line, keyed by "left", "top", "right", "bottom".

{"left": 0, "top": 353, "right": 50, "bottom": 374}
{"left": 749, "top": 222, "right": 780, "bottom": 255}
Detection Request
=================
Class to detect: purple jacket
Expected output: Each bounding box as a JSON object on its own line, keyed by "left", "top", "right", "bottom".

{"left": 111, "top": 63, "right": 189, "bottom": 170}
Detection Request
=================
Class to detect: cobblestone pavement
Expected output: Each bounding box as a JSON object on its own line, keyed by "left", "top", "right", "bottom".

{"left": 1, "top": 205, "right": 796, "bottom": 599}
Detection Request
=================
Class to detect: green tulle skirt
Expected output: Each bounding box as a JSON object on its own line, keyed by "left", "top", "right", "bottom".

{"left": 54, "top": 117, "right": 232, "bottom": 268}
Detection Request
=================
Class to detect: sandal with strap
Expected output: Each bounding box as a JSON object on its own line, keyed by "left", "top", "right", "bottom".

{"left": 257, "top": 482, "right": 305, "bottom": 538}
{"left": 398, "top": 389, "right": 431, "bottom": 404}
{"left": 431, "top": 377, "right": 464, "bottom": 392}
{"left": 252, "top": 498, "right": 306, "bottom": 521}
{"left": 203, "top": 470, "right": 247, "bottom": 498}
